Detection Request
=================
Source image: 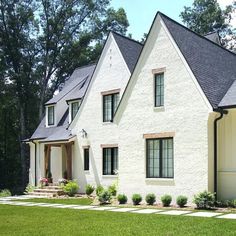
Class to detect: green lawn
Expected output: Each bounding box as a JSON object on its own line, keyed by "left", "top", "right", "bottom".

{"left": 0, "top": 205, "right": 236, "bottom": 235}
{"left": 15, "top": 197, "right": 93, "bottom": 205}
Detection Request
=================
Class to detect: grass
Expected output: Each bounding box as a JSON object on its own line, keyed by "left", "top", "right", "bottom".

{"left": 15, "top": 197, "right": 93, "bottom": 205}
{"left": 0, "top": 205, "right": 236, "bottom": 235}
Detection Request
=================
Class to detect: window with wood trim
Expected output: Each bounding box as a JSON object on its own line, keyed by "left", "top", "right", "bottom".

{"left": 47, "top": 106, "right": 55, "bottom": 126}
{"left": 84, "top": 148, "right": 89, "bottom": 171}
{"left": 103, "top": 147, "right": 118, "bottom": 175}
{"left": 154, "top": 73, "right": 164, "bottom": 107}
{"left": 146, "top": 138, "right": 173, "bottom": 178}
{"left": 103, "top": 93, "right": 119, "bottom": 122}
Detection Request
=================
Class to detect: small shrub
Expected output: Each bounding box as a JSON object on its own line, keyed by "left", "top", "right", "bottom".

{"left": 108, "top": 183, "right": 117, "bottom": 196}
{"left": 216, "top": 199, "right": 236, "bottom": 208}
{"left": 98, "top": 190, "right": 111, "bottom": 204}
{"left": 193, "top": 191, "right": 215, "bottom": 209}
{"left": 24, "top": 184, "right": 35, "bottom": 194}
{"left": 117, "top": 194, "right": 128, "bottom": 204}
{"left": 132, "top": 194, "right": 142, "bottom": 205}
{"left": 0, "top": 189, "right": 11, "bottom": 197}
{"left": 63, "top": 181, "right": 79, "bottom": 197}
{"left": 96, "top": 185, "right": 104, "bottom": 196}
{"left": 161, "top": 194, "right": 172, "bottom": 207}
{"left": 85, "top": 184, "right": 95, "bottom": 196}
{"left": 176, "top": 195, "right": 188, "bottom": 207}
{"left": 145, "top": 193, "right": 156, "bottom": 205}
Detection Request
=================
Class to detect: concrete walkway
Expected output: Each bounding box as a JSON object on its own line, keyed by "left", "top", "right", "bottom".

{"left": 0, "top": 196, "right": 236, "bottom": 220}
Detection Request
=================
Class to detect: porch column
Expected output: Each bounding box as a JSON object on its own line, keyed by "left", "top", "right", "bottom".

{"left": 65, "top": 143, "right": 72, "bottom": 180}
{"left": 44, "top": 144, "right": 51, "bottom": 177}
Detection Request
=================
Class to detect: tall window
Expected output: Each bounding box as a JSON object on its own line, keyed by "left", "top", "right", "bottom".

{"left": 48, "top": 106, "right": 55, "bottom": 126}
{"left": 71, "top": 101, "right": 80, "bottom": 121}
{"left": 103, "top": 93, "right": 119, "bottom": 122}
{"left": 146, "top": 138, "right": 173, "bottom": 178}
{"left": 155, "top": 73, "right": 164, "bottom": 107}
{"left": 103, "top": 147, "right": 118, "bottom": 175}
{"left": 84, "top": 148, "right": 89, "bottom": 171}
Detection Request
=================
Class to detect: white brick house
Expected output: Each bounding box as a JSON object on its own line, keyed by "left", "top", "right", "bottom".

{"left": 27, "top": 12, "right": 236, "bottom": 202}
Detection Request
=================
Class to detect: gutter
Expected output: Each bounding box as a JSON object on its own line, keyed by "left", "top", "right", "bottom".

{"left": 213, "top": 108, "right": 228, "bottom": 200}
{"left": 31, "top": 140, "right": 37, "bottom": 186}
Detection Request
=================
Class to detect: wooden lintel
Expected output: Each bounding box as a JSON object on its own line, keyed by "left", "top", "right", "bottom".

{"left": 143, "top": 132, "right": 175, "bottom": 139}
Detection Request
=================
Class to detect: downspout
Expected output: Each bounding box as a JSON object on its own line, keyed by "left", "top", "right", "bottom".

{"left": 213, "top": 108, "right": 228, "bottom": 200}
{"left": 32, "top": 140, "right": 37, "bottom": 186}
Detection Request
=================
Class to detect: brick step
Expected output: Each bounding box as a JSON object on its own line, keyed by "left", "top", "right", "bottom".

{"left": 34, "top": 189, "right": 63, "bottom": 193}
{"left": 43, "top": 186, "right": 63, "bottom": 190}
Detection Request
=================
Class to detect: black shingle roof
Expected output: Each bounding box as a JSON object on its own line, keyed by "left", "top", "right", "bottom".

{"left": 112, "top": 31, "right": 143, "bottom": 73}
{"left": 160, "top": 12, "right": 236, "bottom": 109}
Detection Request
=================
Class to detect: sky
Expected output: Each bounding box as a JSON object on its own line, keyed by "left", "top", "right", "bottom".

{"left": 111, "top": 0, "right": 236, "bottom": 40}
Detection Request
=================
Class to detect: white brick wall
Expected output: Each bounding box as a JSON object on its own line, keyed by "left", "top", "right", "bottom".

{"left": 116, "top": 17, "right": 210, "bottom": 203}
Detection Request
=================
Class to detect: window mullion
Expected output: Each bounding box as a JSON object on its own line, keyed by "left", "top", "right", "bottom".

{"left": 160, "top": 140, "right": 162, "bottom": 178}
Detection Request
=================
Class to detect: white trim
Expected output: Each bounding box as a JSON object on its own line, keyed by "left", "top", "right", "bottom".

{"left": 45, "top": 105, "right": 56, "bottom": 128}
{"left": 160, "top": 18, "right": 212, "bottom": 111}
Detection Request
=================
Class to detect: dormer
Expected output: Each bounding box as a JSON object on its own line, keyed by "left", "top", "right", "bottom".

{"left": 68, "top": 99, "right": 81, "bottom": 123}
{"left": 46, "top": 104, "right": 56, "bottom": 127}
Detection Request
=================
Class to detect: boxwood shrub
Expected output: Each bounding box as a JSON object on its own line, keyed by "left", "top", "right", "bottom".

{"left": 161, "top": 194, "right": 172, "bottom": 207}
{"left": 176, "top": 195, "right": 188, "bottom": 207}
{"left": 117, "top": 194, "right": 128, "bottom": 204}
{"left": 145, "top": 193, "right": 156, "bottom": 205}
{"left": 132, "top": 194, "right": 142, "bottom": 205}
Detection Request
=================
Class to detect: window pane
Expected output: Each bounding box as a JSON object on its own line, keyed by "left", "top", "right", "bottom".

{"left": 103, "top": 93, "right": 119, "bottom": 122}
{"left": 162, "top": 139, "right": 173, "bottom": 178}
{"left": 103, "top": 147, "right": 118, "bottom": 175}
{"left": 48, "top": 106, "right": 54, "bottom": 125}
{"left": 147, "top": 139, "right": 160, "bottom": 178}
{"left": 71, "top": 101, "right": 80, "bottom": 120}
{"left": 84, "top": 148, "right": 89, "bottom": 171}
{"left": 155, "top": 73, "right": 164, "bottom": 107}
{"left": 147, "top": 138, "right": 173, "bottom": 178}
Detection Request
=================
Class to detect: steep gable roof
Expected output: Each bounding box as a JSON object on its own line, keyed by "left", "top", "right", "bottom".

{"left": 30, "top": 64, "right": 95, "bottom": 141}
{"left": 112, "top": 31, "right": 143, "bottom": 73}
{"left": 160, "top": 13, "right": 236, "bottom": 109}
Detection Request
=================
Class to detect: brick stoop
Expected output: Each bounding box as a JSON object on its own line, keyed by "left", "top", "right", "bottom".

{"left": 29, "top": 186, "right": 64, "bottom": 197}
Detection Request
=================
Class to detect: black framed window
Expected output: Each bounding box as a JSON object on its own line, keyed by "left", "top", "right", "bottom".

{"left": 103, "top": 147, "right": 118, "bottom": 175}
{"left": 71, "top": 101, "right": 80, "bottom": 121}
{"left": 103, "top": 93, "right": 119, "bottom": 122}
{"left": 48, "top": 106, "right": 55, "bottom": 126}
{"left": 146, "top": 138, "right": 173, "bottom": 178}
{"left": 155, "top": 73, "right": 164, "bottom": 107}
{"left": 84, "top": 148, "right": 89, "bottom": 171}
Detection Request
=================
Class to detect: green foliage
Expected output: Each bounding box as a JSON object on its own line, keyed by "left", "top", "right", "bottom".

{"left": 85, "top": 184, "right": 95, "bottom": 196}
{"left": 24, "top": 184, "right": 35, "bottom": 195}
{"left": 132, "top": 194, "right": 142, "bottom": 205}
{"left": 96, "top": 185, "right": 104, "bottom": 196}
{"left": 193, "top": 191, "right": 215, "bottom": 209}
{"left": 63, "top": 181, "right": 79, "bottom": 197}
{"left": 176, "top": 195, "right": 188, "bottom": 207}
{"left": 0, "top": 189, "right": 11, "bottom": 197}
{"left": 145, "top": 193, "right": 156, "bottom": 205}
{"left": 161, "top": 195, "right": 172, "bottom": 207}
{"left": 117, "top": 194, "right": 128, "bottom": 204}
{"left": 180, "top": 0, "right": 236, "bottom": 52}
{"left": 215, "top": 199, "right": 236, "bottom": 208}
{"left": 108, "top": 183, "right": 117, "bottom": 196}
{"left": 98, "top": 190, "right": 112, "bottom": 204}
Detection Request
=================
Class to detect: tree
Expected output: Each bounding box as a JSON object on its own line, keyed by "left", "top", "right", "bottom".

{"left": 180, "top": 0, "right": 236, "bottom": 52}
{"left": 36, "top": 0, "right": 129, "bottom": 119}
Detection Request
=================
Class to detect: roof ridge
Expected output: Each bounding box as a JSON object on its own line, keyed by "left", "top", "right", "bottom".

{"left": 74, "top": 63, "right": 97, "bottom": 71}
{"left": 158, "top": 11, "right": 236, "bottom": 58}
{"left": 111, "top": 30, "right": 143, "bottom": 46}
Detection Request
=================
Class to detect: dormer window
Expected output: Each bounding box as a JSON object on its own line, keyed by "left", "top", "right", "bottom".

{"left": 69, "top": 100, "right": 81, "bottom": 123}
{"left": 47, "top": 106, "right": 55, "bottom": 126}
{"left": 71, "top": 101, "right": 80, "bottom": 120}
